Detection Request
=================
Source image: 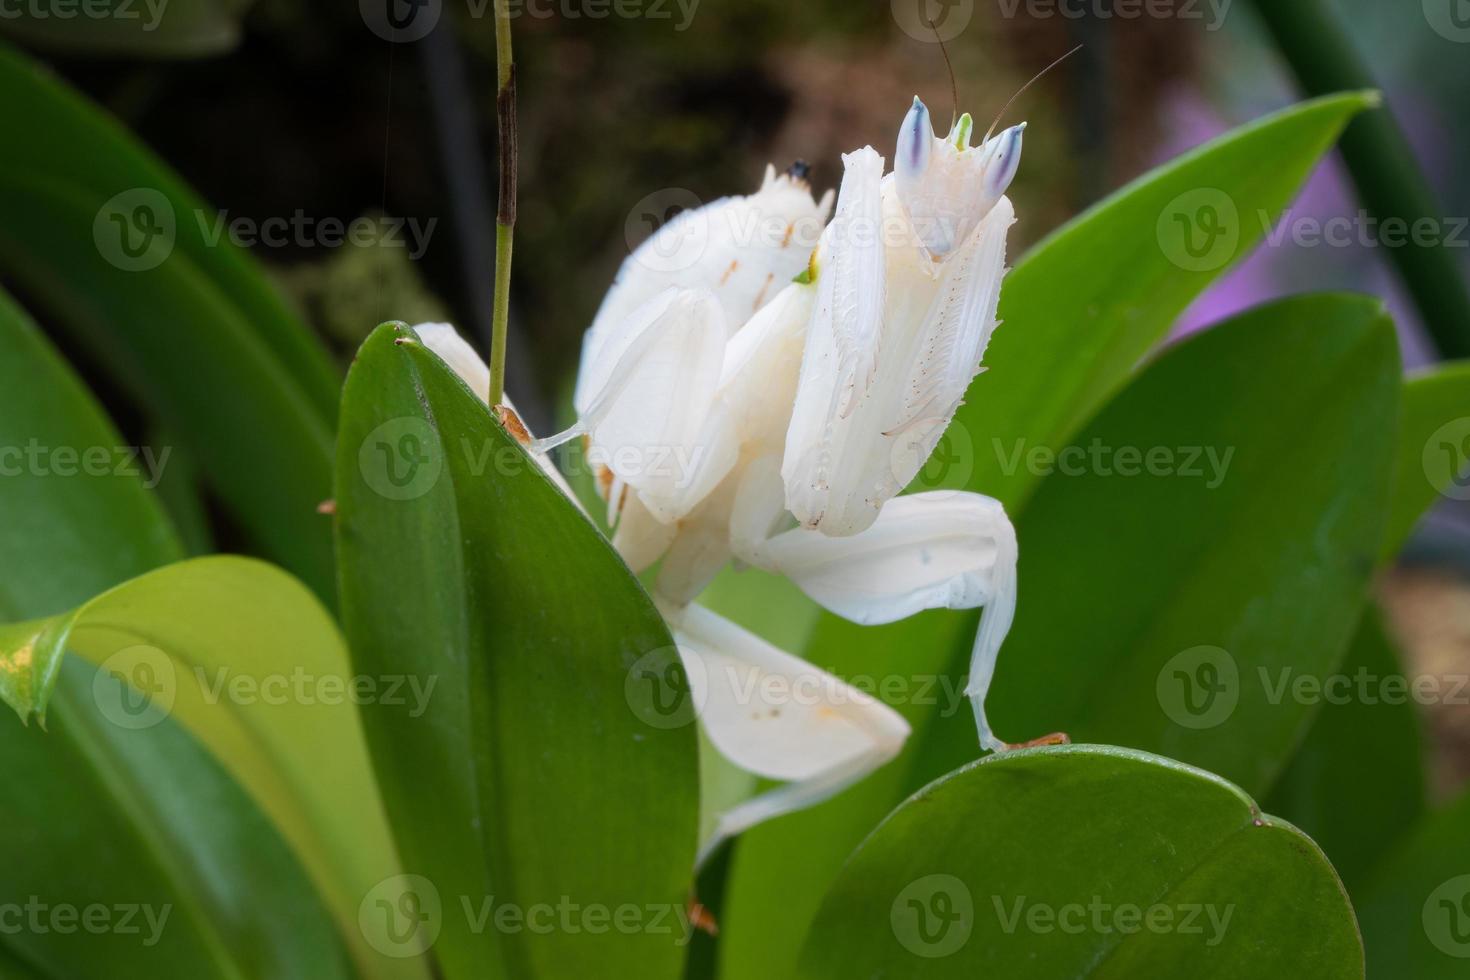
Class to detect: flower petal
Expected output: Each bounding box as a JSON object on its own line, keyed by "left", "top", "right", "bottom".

{"left": 413, "top": 321, "right": 490, "bottom": 401}
{"left": 746, "top": 490, "right": 1017, "bottom": 627}
{"left": 412, "top": 322, "right": 583, "bottom": 506}
{"left": 578, "top": 289, "right": 740, "bottom": 523}
{"left": 783, "top": 189, "right": 1015, "bottom": 537}
{"left": 668, "top": 603, "right": 909, "bottom": 865}
{"left": 575, "top": 168, "right": 833, "bottom": 413}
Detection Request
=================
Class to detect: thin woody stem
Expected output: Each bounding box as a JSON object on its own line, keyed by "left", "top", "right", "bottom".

{"left": 487, "top": 0, "right": 517, "bottom": 407}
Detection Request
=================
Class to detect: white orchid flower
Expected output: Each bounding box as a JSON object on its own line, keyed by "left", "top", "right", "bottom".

{"left": 413, "top": 309, "right": 910, "bottom": 866}
{"left": 783, "top": 98, "right": 1022, "bottom": 538}
{"left": 411, "top": 101, "right": 1027, "bottom": 860}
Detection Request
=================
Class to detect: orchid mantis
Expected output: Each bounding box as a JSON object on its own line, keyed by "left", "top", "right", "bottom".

{"left": 414, "top": 97, "right": 1023, "bottom": 864}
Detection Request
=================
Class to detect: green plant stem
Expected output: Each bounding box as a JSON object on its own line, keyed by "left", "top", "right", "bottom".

{"left": 487, "top": 0, "right": 517, "bottom": 408}
{"left": 1249, "top": 0, "right": 1470, "bottom": 360}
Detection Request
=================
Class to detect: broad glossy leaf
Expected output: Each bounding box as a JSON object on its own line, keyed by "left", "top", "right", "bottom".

{"left": 722, "top": 291, "right": 1398, "bottom": 977}
{"left": 0, "top": 44, "right": 339, "bottom": 599}
{"left": 0, "top": 661, "right": 353, "bottom": 980}
{"left": 0, "top": 0, "right": 253, "bottom": 57}
{"left": 335, "top": 323, "right": 699, "bottom": 980}
{"left": 1264, "top": 606, "right": 1425, "bottom": 890}
{"left": 718, "top": 96, "right": 1377, "bottom": 980}
{"left": 0, "top": 556, "right": 419, "bottom": 980}
{"left": 956, "top": 91, "right": 1376, "bottom": 510}
{"left": 0, "top": 290, "right": 357, "bottom": 979}
{"left": 1357, "top": 789, "right": 1470, "bottom": 978}
{"left": 921, "top": 293, "right": 1398, "bottom": 794}
{"left": 799, "top": 745, "right": 1361, "bottom": 979}
{"left": 1383, "top": 361, "right": 1470, "bottom": 557}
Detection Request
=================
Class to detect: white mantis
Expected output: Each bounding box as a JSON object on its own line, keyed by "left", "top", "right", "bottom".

{"left": 414, "top": 97, "right": 1023, "bottom": 865}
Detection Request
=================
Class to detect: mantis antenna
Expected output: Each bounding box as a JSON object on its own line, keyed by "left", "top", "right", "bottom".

{"left": 926, "top": 15, "right": 961, "bottom": 134}
{"left": 983, "top": 44, "right": 1083, "bottom": 145}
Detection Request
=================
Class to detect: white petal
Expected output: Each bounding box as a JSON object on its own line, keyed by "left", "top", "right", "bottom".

{"left": 751, "top": 491, "right": 1016, "bottom": 627}
{"left": 783, "top": 189, "right": 1015, "bottom": 537}
{"left": 822, "top": 147, "right": 887, "bottom": 417}
{"left": 412, "top": 322, "right": 583, "bottom": 507}
{"left": 655, "top": 473, "right": 737, "bottom": 606}
{"left": 889, "top": 193, "right": 1015, "bottom": 437}
{"left": 715, "top": 282, "right": 814, "bottom": 456}
{"left": 728, "top": 455, "right": 789, "bottom": 562}
{"left": 667, "top": 603, "right": 909, "bottom": 865}
{"left": 579, "top": 289, "right": 740, "bottom": 523}
{"left": 781, "top": 151, "right": 889, "bottom": 533}
{"left": 895, "top": 118, "right": 1021, "bottom": 261}
{"left": 611, "top": 492, "right": 676, "bottom": 575}
{"left": 575, "top": 168, "right": 833, "bottom": 412}
{"left": 413, "top": 322, "right": 490, "bottom": 401}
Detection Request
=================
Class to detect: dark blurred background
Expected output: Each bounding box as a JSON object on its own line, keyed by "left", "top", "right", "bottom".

{"left": 6, "top": 0, "right": 1469, "bottom": 791}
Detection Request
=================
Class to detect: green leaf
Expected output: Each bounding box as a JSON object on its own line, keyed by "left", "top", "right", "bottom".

{"left": 717, "top": 95, "right": 1378, "bottom": 980}
{"left": 923, "top": 293, "right": 1398, "bottom": 793}
{"left": 956, "top": 91, "right": 1377, "bottom": 511}
{"left": 0, "top": 0, "right": 254, "bottom": 58}
{"left": 1357, "top": 789, "right": 1470, "bottom": 977}
{"left": 798, "top": 745, "right": 1362, "bottom": 979}
{"left": 1383, "top": 361, "right": 1470, "bottom": 558}
{"left": 0, "top": 555, "right": 422, "bottom": 980}
{"left": 0, "top": 289, "right": 365, "bottom": 979}
{"left": 0, "top": 43, "right": 339, "bottom": 600}
{"left": 335, "top": 323, "right": 699, "bottom": 980}
{"left": 724, "top": 296, "right": 1399, "bottom": 977}
{"left": 0, "top": 661, "right": 354, "bottom": 980}
{"left": 1264, "top": 605, "right": 1426, "bottom": 889}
